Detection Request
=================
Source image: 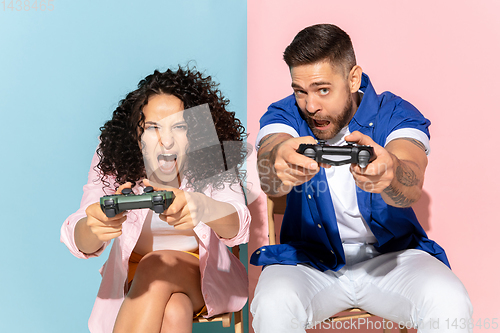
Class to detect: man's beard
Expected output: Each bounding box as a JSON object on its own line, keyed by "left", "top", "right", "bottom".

{"left": 305, "top": 93, "right": 353, "bottom": 140}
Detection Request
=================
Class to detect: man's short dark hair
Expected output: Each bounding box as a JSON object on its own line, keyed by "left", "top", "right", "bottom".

{"left": 283, "top": 24, "right": 356, "bottom": 76}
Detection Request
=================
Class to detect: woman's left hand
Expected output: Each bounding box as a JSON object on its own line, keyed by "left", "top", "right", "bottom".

{"left": 143, "top": 179, "right": 207, "bottom": 230}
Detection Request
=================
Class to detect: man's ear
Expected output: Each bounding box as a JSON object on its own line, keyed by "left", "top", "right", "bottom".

{"left": 348, "top": 65, "right": 363, "bottom": 93}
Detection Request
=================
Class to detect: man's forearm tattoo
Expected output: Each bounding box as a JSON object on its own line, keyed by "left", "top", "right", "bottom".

{"left": 399, "top": 138, "right": 426, "bottom": 152}
{"left": 395, "top": 163, "right": 419, "bottom": 187}
{"left": 258, "top": 134, "right": 276, "bottom": 153}
{"left": 257, "top": 134, "right": 289, "bottom": 195}
{"left": 383, "top": 185, "right": 415, "bottom": 207}
{"left": 383, "top": 160, "right": 420, "bottom": 207}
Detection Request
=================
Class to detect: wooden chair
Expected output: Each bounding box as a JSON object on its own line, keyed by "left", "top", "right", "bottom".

{"left": 192, "top": 244, "right": 244, "bottom": 333}
{"left": 267, "top": 195, "right": 408, "bottom": 333}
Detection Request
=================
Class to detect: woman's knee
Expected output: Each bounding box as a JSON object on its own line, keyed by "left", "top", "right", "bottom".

{"left": 163, "top": 293, "right": 194, "bottom": 323}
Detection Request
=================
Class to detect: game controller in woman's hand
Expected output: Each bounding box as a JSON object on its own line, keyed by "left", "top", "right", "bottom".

{"left": 100, "top": 186, "right": 175, "bottom": 217}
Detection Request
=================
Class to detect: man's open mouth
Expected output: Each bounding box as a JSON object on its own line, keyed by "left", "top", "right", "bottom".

{"left": 157, "top": 153, "right": 177, "bottom": 173}
{"left": 312, "top": 118, "right": 331, "bottom": 128}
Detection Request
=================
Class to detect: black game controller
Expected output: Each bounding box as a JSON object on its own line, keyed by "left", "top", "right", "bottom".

{"left": 100, "top": 186, "right": 175, "bottom": 218}
{"left": 297, "top": 141, "right": 375, "bottom": 168}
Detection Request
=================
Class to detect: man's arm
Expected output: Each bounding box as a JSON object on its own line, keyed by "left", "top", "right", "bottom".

{"left": 347, "top": 132, "right": 427, "bottom": 208}
{"left": 381, "top": 138, "right": 427, "bottom": 207}
{"left": 257, "top": 133, "right": 320, "bottom": 197}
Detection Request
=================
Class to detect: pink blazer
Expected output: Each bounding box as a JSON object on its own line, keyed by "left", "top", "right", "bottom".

{"left": 61, "top": 152, "right": 250, "bottom": 333}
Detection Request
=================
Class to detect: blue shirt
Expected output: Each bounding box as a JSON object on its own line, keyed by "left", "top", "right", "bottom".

{"left": 250, "top": 73, "right": 449, "bottom": 271}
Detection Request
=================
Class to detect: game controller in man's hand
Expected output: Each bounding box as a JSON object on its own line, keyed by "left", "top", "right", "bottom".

{"left": 100, "top": 186, "right": 175, "bottom": 217}
{"left": 297, "top": 141, "right": 375, "bottom": 168}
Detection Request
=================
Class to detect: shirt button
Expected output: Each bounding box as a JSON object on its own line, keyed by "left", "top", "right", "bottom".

{"left": 256, "top": 250, "right": 261, "bottom": 255}
{"left": 202, "top": 234, "right": 207, "bottom": 239}
{"left": 317, "top": 224, "right": 322, "bottom": 228}
{"left": 369, "top": 122, "right": 373, "bottom": 126}
{"left": 308, "top": 195, "right": 312, "bottom": 199}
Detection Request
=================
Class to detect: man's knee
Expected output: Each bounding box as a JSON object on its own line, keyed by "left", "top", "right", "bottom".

{"left": 418, "top": 271, "right": 472, "bottom": 320}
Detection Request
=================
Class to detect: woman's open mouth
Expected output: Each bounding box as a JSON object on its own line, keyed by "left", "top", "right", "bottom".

{"left": 157, "top": 153, "right": 177, "bottom": 174}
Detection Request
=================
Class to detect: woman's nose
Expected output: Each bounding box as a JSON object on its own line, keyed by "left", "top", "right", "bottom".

{"left": 156, "top": 129, "right": 174, "bottom": 149}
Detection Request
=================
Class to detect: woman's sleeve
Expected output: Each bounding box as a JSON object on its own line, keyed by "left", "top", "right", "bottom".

{"left": 60, "top": 151, "right": 114, "bottom": 259}
{"left": 201, "top": 180, "right": 251, "bottom": 248}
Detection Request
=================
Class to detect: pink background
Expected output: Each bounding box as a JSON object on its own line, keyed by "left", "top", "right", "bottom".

{"left": 246, "top": 0, "right": 500, "bottom": 332}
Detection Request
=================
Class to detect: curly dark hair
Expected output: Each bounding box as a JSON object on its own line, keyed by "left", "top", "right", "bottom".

{"left": 97, "top": 66, "right": 247, "bottom": 192}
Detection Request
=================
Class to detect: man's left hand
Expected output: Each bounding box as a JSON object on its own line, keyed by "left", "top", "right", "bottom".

{"left": 345, "top": 131, "right": 396, "bottom": 193}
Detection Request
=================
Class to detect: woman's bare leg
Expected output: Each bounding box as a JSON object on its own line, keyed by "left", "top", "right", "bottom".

{"left": 113, "top": 250, "right": 204, "bottom": 333}
{"left": 160, "top": 292, "right": 194, "bottom": 333}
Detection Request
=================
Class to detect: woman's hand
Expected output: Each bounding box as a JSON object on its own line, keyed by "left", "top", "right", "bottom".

{"left": 75, "top": 182, "right": 130, "bottom": 254}
{"left": 143, "top": 180, "right": 206, "bottom": 230}
{"left": 143, "top": 179, "right": 239, "bottom": 238}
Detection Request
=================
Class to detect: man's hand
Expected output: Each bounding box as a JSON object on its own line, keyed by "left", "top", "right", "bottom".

{"left": 258, "top": 134, "right": 330, "bottom": 196}
{"left": 346, "top": 131, "right": 427, "bottom": 207}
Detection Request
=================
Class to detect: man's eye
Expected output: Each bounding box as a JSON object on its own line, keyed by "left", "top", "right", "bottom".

{"left": 294, "top": 90, "right": 305, "bottom": 96}
{"left": 319, "top": 88, "right": 329, "bottom": 95}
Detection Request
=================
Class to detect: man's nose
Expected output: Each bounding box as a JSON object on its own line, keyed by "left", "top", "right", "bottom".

{"left": 305, "top": 95, "right": 320, "bottom": 115}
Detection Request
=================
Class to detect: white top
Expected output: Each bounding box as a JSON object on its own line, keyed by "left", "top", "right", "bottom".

{"left": 134, "top": 210, "right": 199, "bottom": 255}
{"left": 256, "top": 124, "right": 430, "bottom": 244}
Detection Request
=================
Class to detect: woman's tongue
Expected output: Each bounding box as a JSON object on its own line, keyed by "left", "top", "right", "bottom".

{"left": 158, "top": 155, "right": 177, "bottom": 173}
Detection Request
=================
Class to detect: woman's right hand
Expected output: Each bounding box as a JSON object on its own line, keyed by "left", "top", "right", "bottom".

{"left": 84, "top": 202, "right": 127, "bottom": 242}
{"left": 75, "top": 182, "right": 131, "bottom": 254}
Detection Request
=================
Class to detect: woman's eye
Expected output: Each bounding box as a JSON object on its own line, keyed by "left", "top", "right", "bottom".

{"left": 173, "top": 124, "right": 188, "bottom": 131}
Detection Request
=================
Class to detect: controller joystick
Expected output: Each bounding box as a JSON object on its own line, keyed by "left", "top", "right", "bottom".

{"left": 121, "top": 188, "right": 133, "bottom": 195}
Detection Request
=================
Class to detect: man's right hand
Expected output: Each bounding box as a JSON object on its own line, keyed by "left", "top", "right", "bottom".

{"left": 258, "top": 134, "right": 326, "bottom": 196}
{"left": 75, "top": 182, "right": 131, "bottom": 254}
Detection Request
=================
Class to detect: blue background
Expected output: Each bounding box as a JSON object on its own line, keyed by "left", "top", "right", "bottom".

{"left": 0, "top": 1, "right": 247, "bottom": 332}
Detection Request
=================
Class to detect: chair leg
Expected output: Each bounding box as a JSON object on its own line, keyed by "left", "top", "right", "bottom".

{"left": 233, "top": 309, "right": 243, "bottom": 333}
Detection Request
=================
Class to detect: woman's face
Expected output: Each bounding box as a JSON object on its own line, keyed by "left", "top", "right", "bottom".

{"left": 140, "top": 94, "right": 188, "bottom": 187}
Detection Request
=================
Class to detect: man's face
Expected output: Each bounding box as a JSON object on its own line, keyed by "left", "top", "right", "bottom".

{"left": 291, "top": 61, "right": 354, "bottom": 140}
{"left": 140, "top": 94, "right": 188, "bottom": 186}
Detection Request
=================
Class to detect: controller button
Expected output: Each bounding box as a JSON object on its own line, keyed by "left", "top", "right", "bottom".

{"left": 358, "top": 150, "right": 370, "bottom": 168}
{"left": 104, "top": 199, "right": 114, "bottom": 207}
{"left": 303, "top": 148, "right": 316, "bottom": 159}
{"left": 144, "top": 186, "right": 154, "bottom": 193}
{"left": 122, "top": 188, "right": 133, "bottom": 195}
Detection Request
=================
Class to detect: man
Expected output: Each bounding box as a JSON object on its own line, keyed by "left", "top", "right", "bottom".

{"left": 250, "top": 24, "right": 472, "bottom": 333}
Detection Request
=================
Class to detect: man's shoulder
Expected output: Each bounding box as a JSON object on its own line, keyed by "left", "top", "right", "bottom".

{"left": 268, "top": 94, "right": 297, "bottom": 111}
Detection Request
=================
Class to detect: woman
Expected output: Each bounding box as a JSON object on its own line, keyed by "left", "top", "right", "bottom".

{"left": 61, "top": 66, "right": 250, "bottom": 333}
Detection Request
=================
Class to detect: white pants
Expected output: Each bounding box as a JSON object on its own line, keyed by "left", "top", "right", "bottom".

{"left": 251, "top": 244, "right": 472, "bottom": 333}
